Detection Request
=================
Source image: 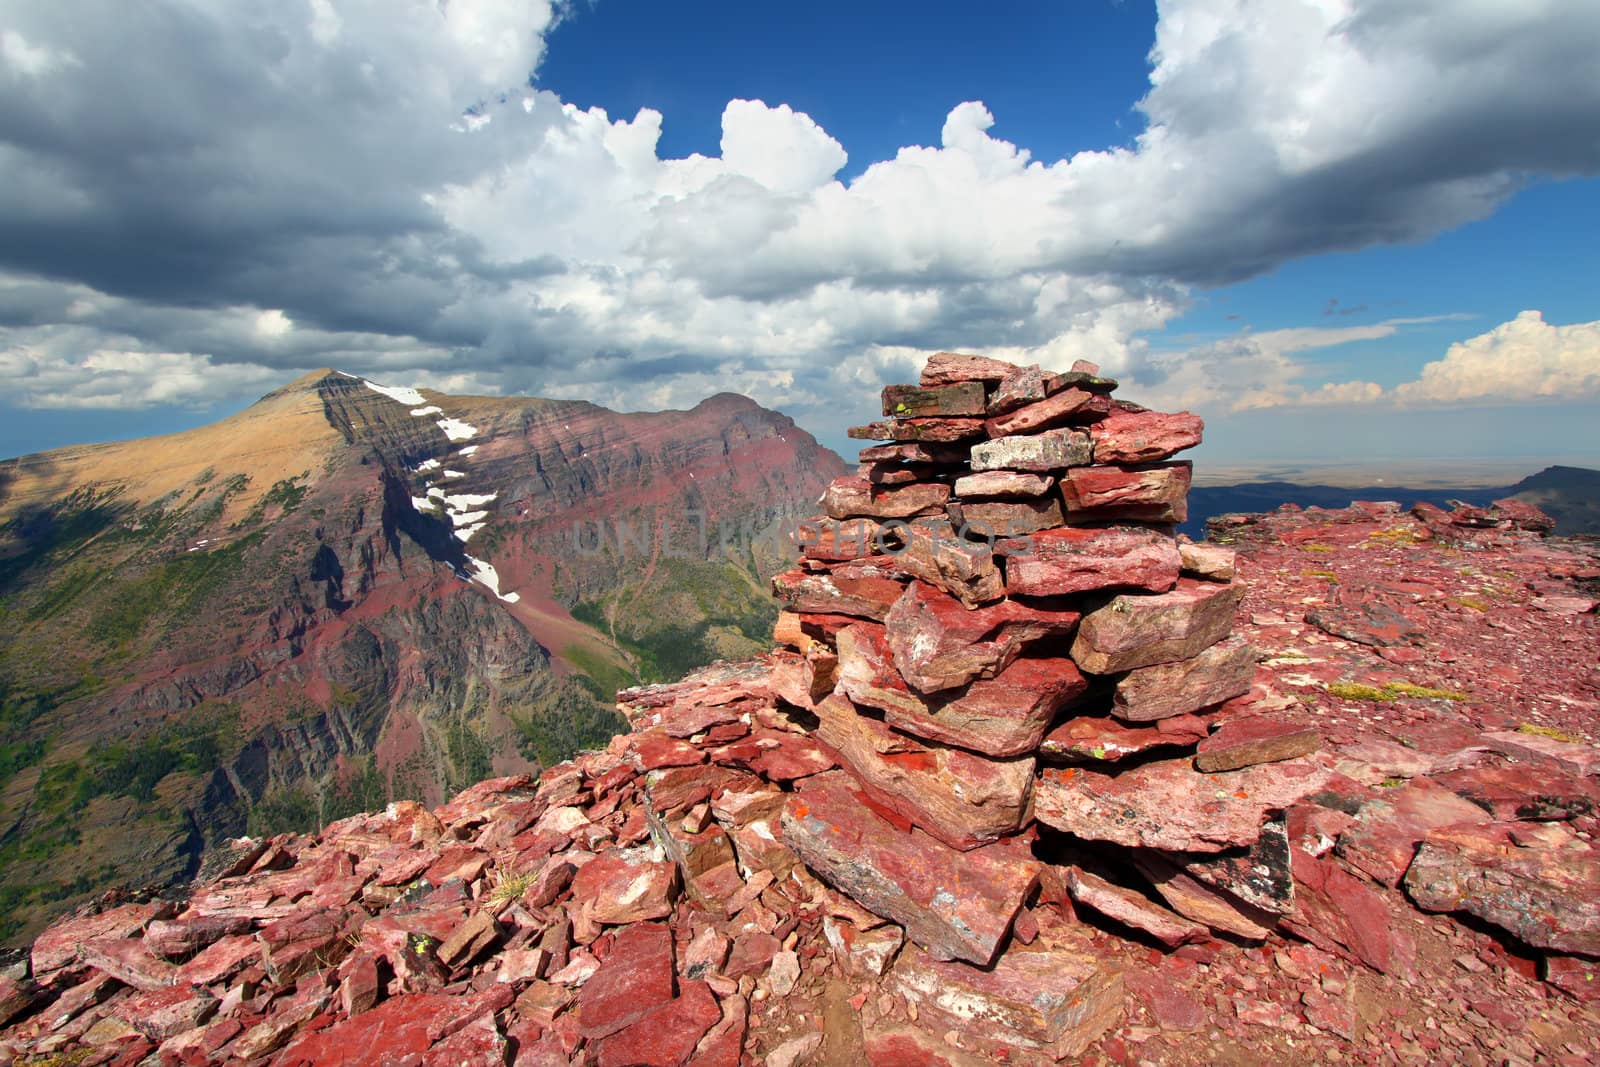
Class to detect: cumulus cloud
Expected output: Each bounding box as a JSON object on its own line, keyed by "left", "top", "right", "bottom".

{"left": 1394, "top": 311, "right": 1600, "bottom": 405}
{"left": 1, "top": 0, "right": 1598, "bottom": 433}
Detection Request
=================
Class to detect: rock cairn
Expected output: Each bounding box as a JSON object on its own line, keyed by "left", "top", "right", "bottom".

{"left": 767, "top": 352, "right": 1325, "bottom": 1009}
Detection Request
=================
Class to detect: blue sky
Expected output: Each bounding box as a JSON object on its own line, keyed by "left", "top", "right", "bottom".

{"left": 1, "top": 0, "right": 1598, "bottom": 470}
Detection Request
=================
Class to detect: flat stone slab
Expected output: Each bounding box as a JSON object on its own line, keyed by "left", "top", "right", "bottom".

{"left": 1481, "top": 730, "right": 1600, "bottom": 776}
{"left": 1089, "top": 406, "right": 1203, "bottom": 464}
{"left": 1405, "top": 823, "right": 1600, "bottom": 956}
{"left": 998, "top": 524, "right": 1180, "bottom": 598}
{"left": 838, "top": 622, "right": 1086, "bottom": 757}
{"left": 823, "top": 477, "right": 951, "bottom": 520}
{"left": 813, "top": 693, "right": 1034, "bottom": 849}
{"left": 1178, "top": 540, "right": 1236, "bottom": 581}
{"left": 920, "top": 352, "right": 1022, "bottom": 385}
{"left": 1039, "top": 713, "right": 1208, "bottom": 763}
{"left": 1060, "top": 461, "right": 1191, "bottom": 523}
{"left": 983, "top": 387, "right": 1108, "bottom": 438}
{"left": 890, "top": 915, "right": 1124, "bottom": 1060}
{"left": 858, "top": 441, "right": 970, "bottom": 465}
{"left": 1195, "top": 715, "right": 1321, "bottom": 771}
{"left": 1337, "top": 780, "right": 1492, "bottom": 887}
{"left": 848, "top": 417, "right": 986, "bottom": 443}
{"left": 969, "top": 428, "right": 1092, "bottom": 472}
{"left": 884, "top": 518, "right": 1004, "bottom": 607}
{"left": 1132, "top": 852, "right": 1280, "bottom": 941}
{"left": 780, "top": 771, "right": 1038, "bottom": 966}
{"left": 771, "top": 560, "right": 904, "bottom": 621}
{"left": 1113, "top": 634, "right": 1257, "bottom": 721}
{"left": 885, "top": 578, "right": 1080, "bottom": 693}
{"left": 1035, "top": 756, "right": 1333, "bottom": 852}
{"left": 952, "top": 470, "right": 1054, "bottom": 498}
{"left": 947, "top": 496, "right": 1064, "bottom": 538}
{"left": 1071, "top": 578, "right": 1245, "bottom": 674}
{"left": 1427, "top": 763, "right": 1600, "bottom": 821}
{"left": 1062, "top": 866, "right": 1208, "bottom": 947}
{"left": 882, "top": 381, "right": 987, "bottom": 417}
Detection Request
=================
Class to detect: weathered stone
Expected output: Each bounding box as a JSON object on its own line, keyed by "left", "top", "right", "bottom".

{"left": 1428, "top": 763, "right": 1600, "bottom": 821}
{"left": 998, "top": 524, "right": 1181, "bottom": 597}
{"left": 951, "top": 469, "right": 1055, "bottom": 498}
{"left": 569, "top": 851, "right": 679, "bottom": 925}
{"left": 1115, "top": 638, "right": 1257, "bottom": 723}
{"left": 1072, "top": 578, "right": 1244, "bottom": 674}
{"left": 1123, "top": 972, "right": 1207, "bottom": 1032}
{"left": 1178, "top": 540, "right": 1236, "bottom": 581}
{"left": 847, "top": 418, "right": 986, "bottom": 443}
{"left": 1176, "top": 816, "right": 1295, "bottom": 914}
{"left": 273, "top": 994, "right": 461, "bottom": 1066}
{"left": 437, "top": 910, "right": 502, "bottom": 969}
{"left": 983, "top": 388, "right": 1109, "bottom": 438}
{"left": 630, "top": 729, "right": 706, "bottom": 771}
{"left": 883, "top": 381, "right": 987, "bottom": 417}
{"left": 986, "top": 364, "right": 1065, "bottom": 415}
{"left": 885, "top": 579, "right": 1080, "bottom": 693}
{"left": 795, "top": 517, "right": 894, "bottom": 561}
{"left": 144, "top": 915, "right": 253, "bottom": 958}
{"left": 1131, "top": 852, "right": 1280, "bottom": 940}
{"left": 822, "top": 477, "right": 951, "bottom": 520}
{"left": 1035, "top": 757, "right": 1333, "bottom": 852}
{"left": 1481, "top": 730, "right": 1600, "bottom": 777}
{"left": 0, "top": 977, "right": 38, "bottom": 1029}
{"left": 838, "top": 623, "right": 1087, "bottom": 757}
{"left": 1282, "top": 848, "right": 1414, "bottom": 975}
{"left": 1405, "top": 823, "right": 1600, "bottom": 955}
{"left": 813, "top": 693, "right": 1035, "bottom": 849}
{"left": 883, "top": 518, "right": 1004, "bottom": 607}
{"left": 822, "top": 915, "right": 904, "bottom": 977}
{"left": 577, "top": 922, "right": 675, "bottom": 1039}
{"left": 707, "top": 727, "right": 836, "bottom": 782}
{"left": 771, "top": 560, "right": 904, "bottom": 620}
{"left": 780, "top": 772, "right": 1038, "bottom": 966}
{"left": 1039, "top": 713, "right": 1209, "bottom": 763}
{"left": 946, "top": 496, "right": 1064, "bottom": 537}
{"left": 920, "top": 352, "right": 1021, "bottom": 385}
{"left": 969, "top": 428, "right": 1093, "bottom": 472}
{"left": 1337, "top": 780, "right": 1492, "bottom": 887}
{"left": 31, "top": 901, "right": 170, "bottom": 978}
{"left": 594, "top": 979, "right": 721, "bottom": 1067}
{"left": 1062, "top": 866, "right": 1208, "bottom": 947}
{"left": 857, "top": 441, "right": 970, "bottom": 465}
{"left": 1060, "top": 461, "right": 1191, "bottom": 523}
{"left": 1543, "top": 955, "right": 1600, "bottom": 1002}
{"left": 861, "top": 461, "right": 938, "bottom": 485}
{"left": 116, "top": 986, "right": 219, "bottom": 1042}
{"left": 891, "top": 931, "right": 1123, "bottom": 1059}
{"left": 1089, "top": 406, "right": 1204, "bottom": 463}
{"left": 1196, "top": 715, "right": 1321, "bottom": 771}
{"left": 863, "top": 1025, "right": 989, "bottom": 1067}
{"left": 80, "top": 937, "right": 178, "bottom": 991}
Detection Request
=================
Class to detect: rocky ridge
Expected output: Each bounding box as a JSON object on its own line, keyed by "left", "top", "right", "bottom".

{"left": 2, "top": 353, "right": 1598, "bottom": 1065}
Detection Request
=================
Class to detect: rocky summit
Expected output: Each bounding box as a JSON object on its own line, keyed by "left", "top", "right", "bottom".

{"left": 2, "top": 352, "right": 1598, "bottom": 1066}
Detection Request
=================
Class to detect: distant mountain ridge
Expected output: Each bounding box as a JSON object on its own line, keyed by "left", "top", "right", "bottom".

{"left": 1185, "top": 464, "right": 1600, "bottom": 539}
{"left": 0, "top": 370, "right": 845, "bottom": 942}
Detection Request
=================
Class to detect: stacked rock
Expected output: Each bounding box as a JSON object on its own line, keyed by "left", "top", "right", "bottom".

{"left": 770, "top": 352, "right": 1313, "bottom": 970}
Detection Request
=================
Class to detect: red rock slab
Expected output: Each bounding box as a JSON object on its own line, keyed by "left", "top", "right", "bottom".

{"left": 1039, "top": 714, "right": 1209, "bottom": 763}
{"left": 576, "top": 922, "right": 676, "bottom": 1040}
{"left": 115, "top": 985, "right": 219, "bottom": 1042}
{"left": 952, "top": 469, "right": 1054, "bottom": 498}
{"left": 780, "top": 771, "right": 1038, "bottom": 966}
{"left": 838, "top": 623, "right": 1086, "bottom": 758}
{"left": 890, "top": 934, "right": 1123, "bottom": 1060}
{"left": 1035, "top": 757, "right": 1333, "bottom": 852}
{"left": 823, "top": 476, "right": 952, "bottom": 520}
{"left": 861, "top": 460, "right": 940, "bottom": 485}
{"left": 1131, "top": 852, "right": 1280, "bottom": 940}
{"left": 983, "top": 387, "right": 1109, "bottom": 438}
{"left": 1060, "top": 461, "right": 1191, "bottom": 523}
{"left": 1195, "top": 715, "right": 1321, "bottom": 772}
{"left": 1428, "top": 763, "right": 1600, "bottom": 821}
{"left": 175, "top": 932, "right": 264, "bottom": 986}
{"left": 31, "top": 900, "right": 171, "bottom": 977}
{"left": 1114, "top": 635, "right": 1258, "bottom": 721}
{"left": 1123, "top": 971, "right": 1207, "bottom": 1032}
{"left": 947, "top": 496, "right": 1064, "bottom": 538}
{"left": 272, "top": 993, "right": 462, "bottom": 1066}
{"left": 144, "top": 914, "right": 253, "bottom": 958}
{"left": 770, "top": 562, "right": 904, "bottom": 621}
{"left": 707, "top": 727, "right": 836, "bottom": 782}
{"left": 882, "top": 518, "right": 1004, "bottom": 607}
{"left": 1282, "top": 847, "right": 1415, "bottom": 975}
{"left": 1481, "top": 730, "right": 1600, "bottom": 777}
{"left": 80, "top": 937, "right": 178, "bottom": 991}
{"left": 882, "top": 381, "right": 988, "bottom": 417}
{"left": 794, "top": 516, "right": 895, "bottom": 561}
{"left": 969, "top": 427, "right": 1093, "bottom": 472}
{"left": 1174, "top": 816, "right": 1295, "bottom": 914}
{"left": 1089, "top": 407, "right": 1203, "bottom": 464}
{"left": 920, "top": 351, "right": 1022, "bottom": 385}
{"left": 1543, "top": 955, "right": 1600, "bottom": 1002}
{"left": 1532, "top": 593, "right": 1600, "bottom": 614}
{"left": 1405, "top": 823, "right": 1600, "bottom": 956}
{"left": 594, "top": 978, "right": 722, "bottom": 1067}
{"left": 813, "top": 693, "right": 1035, "bottom": 850}
{"left": 857, "top": 441, "right": 971, "bottom": 464}
{"left": 986, "top": 364, "right": 1095, "bottom": 415}
{"left": 885, "top": 579, "right": 1079, "bottom": 693}
{"left": 628, "top": 730, "right": 706, "bottom": 771}
{"left": 847, "top": 417, "right": 987, "bottom": 443}
{"left": 1061, "top": 866, "right": 1208, "bottom": 947}
{"left": 1304, "top": 597, "right": 1424, "bottom": 648}
{"left": 1336, "top": 779, "right": 1493, "bottom": 887}
{"left": 1071, "top": 578, "right": 1244, "bottom": 674}
{"left": 998, "top": 524, "right": 1181, "bottom": 598}
{"left": 1178, "top": 540, "right": 1236, "bottom": 581}
{"left": 569, "top": 852, "right": 679, "bottom": 925}
{"left": 423, "top": 1012, "right": 505, "bottom": 1066}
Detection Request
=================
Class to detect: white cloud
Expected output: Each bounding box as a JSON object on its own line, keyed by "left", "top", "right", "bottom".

{"left": 1394, "top": 311, "right": 1600, "bottom": 405}
{"left": 0, "top": 0, "right": 1597, "bottom": 428}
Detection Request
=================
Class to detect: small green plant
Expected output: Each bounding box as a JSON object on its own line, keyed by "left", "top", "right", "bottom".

{"left": 1517, "top": 722, "right": 1580, "bottom": 743}
{"left": 488, "top": 869, "right": 536, "bottom": 905}
{"left": 1326, "top": 680, "right": 1469, "bottom": 703}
